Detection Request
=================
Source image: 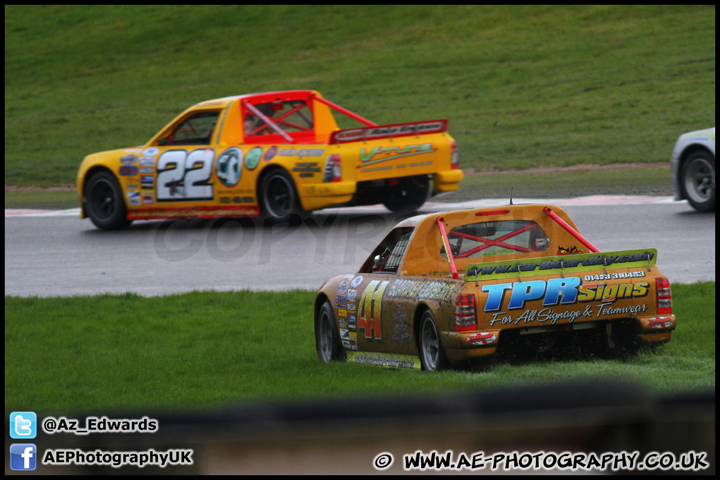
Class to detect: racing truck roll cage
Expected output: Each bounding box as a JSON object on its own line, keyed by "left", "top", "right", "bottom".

{"left": 437, "top": 207, "right": 601, "bottom": 280}
{"left": 240, "top": 92, "right": 448, "bottom": 145}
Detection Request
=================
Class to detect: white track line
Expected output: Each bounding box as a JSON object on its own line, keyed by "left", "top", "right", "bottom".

{"left": 5, "top": 208, "right": 81, "bottom": 217}
{"left": 5, "top": 196, "right": 679, "bottom": 218}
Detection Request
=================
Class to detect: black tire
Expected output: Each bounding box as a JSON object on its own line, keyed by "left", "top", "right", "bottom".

{"left": 316, "top": 300, "right": 344, "bottom": 363}
{"left": 259, "top": 169, "right": 304, "bottom": 223}
{"left": 382, "top": 175, "right": 429, "bottom": 213}
{"left": 84, "top": 171, "right": 131, "bottom": 230}
{"left": 681, "top": 151, "right": 715, "bottom": 212}
{"left": 418, "top": 310, "right": 449, "bottom": 371}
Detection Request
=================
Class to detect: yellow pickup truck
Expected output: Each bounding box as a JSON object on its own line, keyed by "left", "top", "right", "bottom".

{"left": 77, "top": 90, "right": 463, "bottom": 229}
{"left": 314, "top": 204, "right": 676, "bottom": 370}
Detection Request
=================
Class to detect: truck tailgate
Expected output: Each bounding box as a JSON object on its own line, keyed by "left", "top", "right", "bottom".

{"left": 329, "top": 120, "right": 455, "bottom": 183}
{"left": 465, "top": 249, "right": 663, "bottom": 330}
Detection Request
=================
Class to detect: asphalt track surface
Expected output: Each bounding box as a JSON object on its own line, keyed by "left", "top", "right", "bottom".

{"left": 4, "top": 196, "right": 715, "bottom": 297}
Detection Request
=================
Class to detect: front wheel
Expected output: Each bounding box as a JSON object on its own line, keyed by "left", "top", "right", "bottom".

{"left": 418, "top": 310, "right": 449, "bottom": 371}
{"left": 84, "top": 171, "right": 131, "bottom": 230}
{"left": 681, "top": 151, "right": 715, "bottom": 212}
{"left": 383, "top": 175, "right": 429, "bottom": 213}
{"left": 316, "top": 301, "right": 344, "bottom": 363}
{"left": 259, "top": 169, "right": 304, "bottom": 223}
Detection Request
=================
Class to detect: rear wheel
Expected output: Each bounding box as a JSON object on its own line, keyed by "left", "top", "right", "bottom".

{"left": 681, "top": 151, "right": 715, "bottom": 212}
{"left": 259, "top": 169, "right": 304, "bottom": 223}
{"left": 383, "top": 175, "right": 429, "bottom": 213}
{"left": 418, "top": 310, "right": 449, "bottom": 371}
{"left": 316, "top": 301, "right": 344, "bottom": 363}
{"left": 84, "top": 171, "right": 131, "bottom": 230}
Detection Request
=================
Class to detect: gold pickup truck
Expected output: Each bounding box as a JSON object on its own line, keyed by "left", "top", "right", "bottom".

{"left": 77, "top": 90, "right": 463, "bottom": 229}
{"left": 314, "top": 204, "right": 676, "bottom": 370}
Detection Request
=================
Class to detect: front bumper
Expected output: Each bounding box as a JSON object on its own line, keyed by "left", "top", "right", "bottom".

{"left": 670, "top": 152, "right": 683, "bottom": 201}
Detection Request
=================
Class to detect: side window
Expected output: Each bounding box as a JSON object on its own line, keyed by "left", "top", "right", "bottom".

{"left": 359, "top": 227, "right": 415, "bottom": 274}
{"left": 159, "top": 111, "right": 219, "bottom": 146}
{"left": 243, "top": 100, "right": 314, "bottom": 138}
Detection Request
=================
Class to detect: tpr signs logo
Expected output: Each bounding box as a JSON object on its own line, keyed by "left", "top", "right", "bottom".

{"left": 10, "top": 444, "right": 37, "bottom": 471}
{"left": 10, "top": 411, "right": 37, "bottom": 439}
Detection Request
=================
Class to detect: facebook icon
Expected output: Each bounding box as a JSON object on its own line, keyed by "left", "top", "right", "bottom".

{"left": 10, "top": 444, "right": 37, "bottom": 471}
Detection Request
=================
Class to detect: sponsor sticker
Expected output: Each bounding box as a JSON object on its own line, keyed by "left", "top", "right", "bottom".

{"left": 346, "top": 352, "right": 421, "bottom": 369}
{"left": 468, "top": 333, "right": 497, "bottom": 345}
{"left": 334, "top": 129, "right": 366, "bottom": 142}
{"left": 264, "top": 146, "right": 278, "bottom": 162}
{"left": 337, "top": 281, "right": 349, "bottom": 295}
{"left": 127, "top": 191, "right": 141, "bottom": 205}
{"left": 244, "top": 147, "right": 262, "bottom": 170}
{"left": 119, "top": 166, "right": 138, "bottom": 176}
{"left": 279, "top": 148, "right": 325, "bottom": 158}
{"left": 334, "top": 295, "right": 347, "bottom": 308}
{"left": 216, "top": 147, "right": 242, "bottom": 187}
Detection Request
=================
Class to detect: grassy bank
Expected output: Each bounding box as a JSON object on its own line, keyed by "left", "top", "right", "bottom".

{"left": 5, "top": 5, "right": 715, "bottom": 186}
{"left": 5, "top": 283, "right": 714, "bottom": 413}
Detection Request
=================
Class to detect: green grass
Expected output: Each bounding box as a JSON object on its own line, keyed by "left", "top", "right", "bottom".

{"left": 5, "top": 5, "right": 715, "bottom": 186}
{"left": 5, "top": 283, "right": 714, "bottom": 414}
{"left": 448, "top": 164, "right": 673, "bottom": 200}
{"left": 4, "top": 188, "right": 79, "bottom": 210}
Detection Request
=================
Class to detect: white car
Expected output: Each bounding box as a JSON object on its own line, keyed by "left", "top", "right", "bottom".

{"left": 671, "top": 127, "right": 715, "bottom": 212}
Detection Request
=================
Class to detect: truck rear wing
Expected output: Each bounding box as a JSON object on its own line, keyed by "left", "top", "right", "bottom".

{"left": 329, "top": 119, "right": 448, "bottom": 144}
{"left": 465, "top": 248, "right": 657, "bottom": 282}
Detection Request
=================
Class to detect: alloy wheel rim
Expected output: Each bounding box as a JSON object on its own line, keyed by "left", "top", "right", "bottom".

{"left": 422, "top": 318, "right": 439, "bottom": 370}
{"left": 685, "top": 158, "right": 714, "bottom": 202}
{"left": 319, "top": 312, "right": 332, "bottom": 362}
{"left": 265, "top": 175, "right": 292, "bottom": 218}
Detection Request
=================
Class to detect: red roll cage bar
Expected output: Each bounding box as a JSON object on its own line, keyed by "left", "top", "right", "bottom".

{"left": 240, "top": 92, "right": 377, "bottom": 143}
{"left": 435, "top": 207, "right": 600, "bottom": 278}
